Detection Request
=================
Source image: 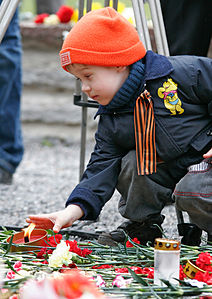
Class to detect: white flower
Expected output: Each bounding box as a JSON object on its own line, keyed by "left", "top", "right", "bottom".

{"left": 0, "top": 258, "right": 6, "bottom": 289}
{"left": 20, "top": 279, "right": 59, "bottom": 299}
{"left": 112, "top": 275, "right": 133, "bottom": 288}
{"left": 79, "top": 291, "right": 100, "bottom": 299}
{"left": 96, "top": 275, "right": 106, "bottom": 288}
{"left": 14, "top": 269, "right": 31, "bottom": 279}
{"left": 48, "top": 240, "right": 72, "bottom": 268}
{"left": 33, "top": 271, "right": 49, "bottom": 281}
{"left": 184, "top": 278, "right": 207, "bottom": 288}
{"left": 44, "top": 14, "right": 60, "bottom": 25}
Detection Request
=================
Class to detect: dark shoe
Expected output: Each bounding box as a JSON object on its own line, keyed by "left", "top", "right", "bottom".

{"left": 178, "top": 223, "right": 202, "bottom": 246}
{"left": 98, "top": 214, "right": 165, "bottom": 246}
{"left": 0, "top": 167, "right": 13, "bottom": 185}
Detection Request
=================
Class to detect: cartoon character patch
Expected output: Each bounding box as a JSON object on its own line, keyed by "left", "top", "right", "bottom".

{"left": 158, "top": 78, "right": 184, "bottom": 115}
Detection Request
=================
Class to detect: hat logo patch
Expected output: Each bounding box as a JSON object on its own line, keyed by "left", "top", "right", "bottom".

{"left": 60, "top": 51, "right": 71, "bottom": 66}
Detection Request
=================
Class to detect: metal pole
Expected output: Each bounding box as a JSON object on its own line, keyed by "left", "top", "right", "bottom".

{"left": 138, "top": 0, "right": 152, "bottom": 50}
{"left": 104, "top": 0, "right": 110, "bottom": 7}
{"left": 86, "top": 0, "right": 92, "bottom": 12}
{"left": 79, "top": 93, "right": 88, "bottom": 179}
{"left": 0, "top": 0, "right": 20, "bottom": 44}
{"left": 132, "top": 0, "right": 152, "bottom": 50}
{"left": 148, "top": 0, "right": 164, "bottom": 54}
{"left": 132, "top": 0, "right": 146, "bottom": 48}
{"left": 113, "top": 0, "right": 118, "bottom": 10}
{"left": 77, "top": 0, "right": 86, "bottom": 180}
{"left": 78, "top": 0, "right": 93, "bottom": 180}
{"left": 78, "top": 0, "right": 84, "bottom": 19}
{"left": 154, "top": 0, "right": 169, "bottom": 56}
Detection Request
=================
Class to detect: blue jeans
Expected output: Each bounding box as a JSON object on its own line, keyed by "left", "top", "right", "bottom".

{"left": 0, "top": 3, "right": 23, "bottom": 173}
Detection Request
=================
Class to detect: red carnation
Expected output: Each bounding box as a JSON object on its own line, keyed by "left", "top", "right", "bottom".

{"left": 34, "top": 13, "right": 49, "bottom": 24}
{"left": 195, "top": 271, "right": 212, "bottom": 285}
{"left": 65, "top": 240, "right": 92, "bottom": 257}
{"left": 92, "top": 264, "right": 114, "bottom": 269}
{"left": 60, "top": 263, "right": 78, "bottom": 273}
{"left": 196, "top": 252, "right": 212, "bottom": 272}
{"left": 180, "top": 265, "right": 187, "bottom": 280}
{"left": 131, "top": 266, "right": 143, "bottom": 274}
{"left": 115, "top": 266, "right": 154, "bottom": 278}
{"left": 56, "top": 5, "right": 74, "bottom": 23}
{"left": 126, "top": 238, "right": 140, "bottom": 247}
{"left": 115, "top": 267, "right": 129, "bottom": 273}
{"left": 37, "top": 247, "right": 53, "bottom": 259}
{"left": 47, "top": 234, "right": 63, "bottom": 247}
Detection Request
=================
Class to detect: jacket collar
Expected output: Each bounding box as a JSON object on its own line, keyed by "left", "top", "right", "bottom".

{"left": 144, "top": 50, "right": 173, "bottom": 81}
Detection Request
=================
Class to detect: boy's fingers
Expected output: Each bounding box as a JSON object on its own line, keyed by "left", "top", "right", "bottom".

{"left": 53, "top": 223, "right": 62, "bottom": 233}
{"left": 203, "top": 148, "right": 212, "bottom": 159}
{"left": 28, "top": 214, "right": 51, "bottom": 220}
{"left": 26, "top": 216, "right": 55, "bottom": 231}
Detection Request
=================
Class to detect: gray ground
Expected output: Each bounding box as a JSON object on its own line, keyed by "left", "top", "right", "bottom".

{"left": 0, "top": 40, "right": 190, "bottom": 241}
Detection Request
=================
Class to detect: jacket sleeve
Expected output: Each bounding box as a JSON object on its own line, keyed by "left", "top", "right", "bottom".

{"left": 188, "top": 57, "right": 212, "bottom": 150}
{"left": 169, "top": 55, "right": 212, "bottom": 107}
{"left": 65, "top": 116, "right": 127, "bottom": 220}
{"left": 192, "top": 57, "right": 212, "bottom": 111}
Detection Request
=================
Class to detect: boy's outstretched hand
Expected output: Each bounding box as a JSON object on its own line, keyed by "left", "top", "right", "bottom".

{"left": 203, "top": 148, "right": 212, "bottom": 159}
{"left": 26, "top": 204, "right": 84, "bottom": 233}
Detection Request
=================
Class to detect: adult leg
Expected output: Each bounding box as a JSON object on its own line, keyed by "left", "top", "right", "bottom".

{"left": 174, "top": 159, "right": 212, "bottom": 242}
{"left": 160, "top": 0, "right": 212, "bottom": 56}
{"left": 0, "top": 4, "right": 23, "bottom": 183}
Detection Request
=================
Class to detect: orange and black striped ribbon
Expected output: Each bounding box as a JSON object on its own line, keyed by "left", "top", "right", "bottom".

{"left": 134, "top": 90, "right": 156, "bottom": 175}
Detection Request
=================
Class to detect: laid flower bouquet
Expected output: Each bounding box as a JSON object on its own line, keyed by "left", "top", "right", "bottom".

{"left": 182, "top": 252, "right": 212, "bottom": 284}
{"left": 34, "top": 5, "right": 75, "bottom": 25}
{"left": 33, "top": 2, "right": 134, "bottom": 26}
{"left": 1, "top": 228, "right": 212, "bottom": 298}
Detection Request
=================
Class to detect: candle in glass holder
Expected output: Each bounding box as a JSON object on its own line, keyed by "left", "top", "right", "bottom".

{"left": 154, "top": 238, "right": 181, "bottom": 286}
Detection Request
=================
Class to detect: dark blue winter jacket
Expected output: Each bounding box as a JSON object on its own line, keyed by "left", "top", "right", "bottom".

{"left": 66, "top": 51, "right": 212, "bottom": 220}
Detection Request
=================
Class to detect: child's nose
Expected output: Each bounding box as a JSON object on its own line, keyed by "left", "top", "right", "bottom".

{"left": 81, "top": 83, "right": 91, "bottom": 93}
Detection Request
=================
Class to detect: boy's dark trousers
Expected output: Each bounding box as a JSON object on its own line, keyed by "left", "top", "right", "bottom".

{"left": 116, "top": 150, "right": 211, "bottom": 244}
{"left": 117, "top": 150, "right": 174, "bottom": 222}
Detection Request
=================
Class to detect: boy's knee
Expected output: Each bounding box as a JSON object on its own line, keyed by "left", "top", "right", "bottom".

{"left": 121, "top": 150, "right": 137, "bottom": 173}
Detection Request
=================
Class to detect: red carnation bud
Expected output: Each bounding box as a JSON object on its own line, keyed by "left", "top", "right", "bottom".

{"left": 56, "top": 5, "right": 74, "bottom": 23}
{"left": 34, "top": 13, "right": 49, "bottom": 24}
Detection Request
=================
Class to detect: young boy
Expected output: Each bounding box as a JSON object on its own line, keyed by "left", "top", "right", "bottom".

{"left": 27, "top": 7, "right": 212, "bottom": 245}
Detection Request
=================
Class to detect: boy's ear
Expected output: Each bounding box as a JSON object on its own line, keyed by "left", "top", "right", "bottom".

{"left": 116, "top": 66, "right": 129, "bottom": 72}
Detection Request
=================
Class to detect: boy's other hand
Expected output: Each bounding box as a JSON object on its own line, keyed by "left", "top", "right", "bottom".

{"left": 203, "top": 148, "right": 212, "bottom": 159}
{"left": 26, "top": 205, "right": 84, "bottom": 233}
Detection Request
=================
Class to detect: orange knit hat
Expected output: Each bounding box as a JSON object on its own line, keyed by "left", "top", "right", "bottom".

{"left": 60, "top": 7, "right": 146, "bottom": 71}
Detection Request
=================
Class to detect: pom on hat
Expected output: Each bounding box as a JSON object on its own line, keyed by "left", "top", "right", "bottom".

{"left": 60, "top": 7, "right": 146, "bottom": 71}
